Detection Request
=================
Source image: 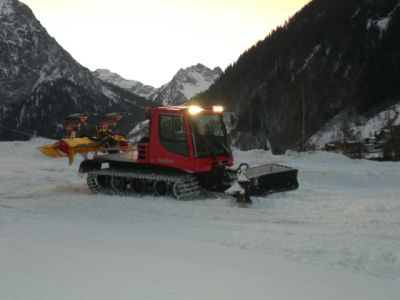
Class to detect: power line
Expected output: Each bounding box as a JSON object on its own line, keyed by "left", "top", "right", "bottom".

{"left": 0, "top": 123, "right": 37, "bottom": 138}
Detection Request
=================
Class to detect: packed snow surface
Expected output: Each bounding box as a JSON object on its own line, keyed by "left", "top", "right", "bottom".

{"left": 1, "top": 139, "right": 400, "bottom": 299}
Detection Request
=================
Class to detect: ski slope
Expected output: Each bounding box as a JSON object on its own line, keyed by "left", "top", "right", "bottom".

{"left": 0, "top": 139, "right": 399, "bottom": 299}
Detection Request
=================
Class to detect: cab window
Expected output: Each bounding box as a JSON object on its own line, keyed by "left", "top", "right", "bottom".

{"left": 159, "top": 114, "right": 189, "bottom": 156}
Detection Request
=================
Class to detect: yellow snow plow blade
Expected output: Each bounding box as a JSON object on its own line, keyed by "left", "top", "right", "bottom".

{"left": 38, "top": 143, "right": 66, "bottom": 158}
{"left": 38, "top": 136, "right": 128, "bottom": 165}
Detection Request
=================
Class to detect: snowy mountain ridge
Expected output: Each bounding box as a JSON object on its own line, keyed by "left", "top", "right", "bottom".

{"left": 93, "top": 64, "right": 223, "bottom": 106}
{"left": 149, "top": 63, "right": 223, "bottom": 106}
{"left": 0, "top": 0, "right": 102, "bottom": 105}
{"left": 92, "top": 69, "right": 155, "bottom": 99}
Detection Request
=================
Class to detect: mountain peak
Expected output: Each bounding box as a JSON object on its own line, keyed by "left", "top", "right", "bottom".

{"left": 213, "top": 66, "right": 223, "bottom": 73}
{"left": 94, "top": 64, "right": 222, "bottom": 107}
{"left": 92, "top": 69, "right": 155, "bottom": 98}
{"left": 150, "top": 63, "right": 223, "bottom": 106}
{"left": 0, "top": 0, "right": 153, "bottom": 140}
{"left": 179, "top": 63, "right": 221, "bottom": 75}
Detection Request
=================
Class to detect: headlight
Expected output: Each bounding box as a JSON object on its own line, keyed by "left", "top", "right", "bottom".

{"left": 188, "top": 106, "right": 203, "bottom": 115}
{"left": 212, "top": 106, "right": 224, "bottom": 113}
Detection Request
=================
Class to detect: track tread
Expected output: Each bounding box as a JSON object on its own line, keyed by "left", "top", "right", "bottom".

{"left": 87, "top": 168, "right": 202, "bottom": 200}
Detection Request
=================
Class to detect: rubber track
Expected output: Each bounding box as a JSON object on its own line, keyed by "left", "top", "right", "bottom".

{"left": 87, "top": 168, "right": 202, "bottom": 200}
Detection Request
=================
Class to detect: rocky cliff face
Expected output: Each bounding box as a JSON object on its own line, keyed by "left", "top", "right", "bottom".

{"left": 196, "top": 0, "right": 400, "bottom": 153}
{"left": 0, "top": 0, "right": 152, "bottom": 140}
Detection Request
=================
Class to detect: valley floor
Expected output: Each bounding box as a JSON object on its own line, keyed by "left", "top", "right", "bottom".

{"left": 0, "top": 139, "right": 399, "bottom": 299}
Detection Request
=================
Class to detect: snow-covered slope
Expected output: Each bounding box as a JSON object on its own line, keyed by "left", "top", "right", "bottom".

{"left": 1, "top": 139, "right": 400, "bottom": 299}
{"left": 150, "top": 63, "right": 222, "bottom": 106}
{"left": 308, "top": 102, "right": 400, "bottom": 148}
{"left": 92, "top": 69, "right": 155, "bottom": 98}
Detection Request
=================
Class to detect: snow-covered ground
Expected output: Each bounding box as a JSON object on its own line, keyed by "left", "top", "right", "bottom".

{"left": 1, "top": 139, "right": 399, "bottom": 299}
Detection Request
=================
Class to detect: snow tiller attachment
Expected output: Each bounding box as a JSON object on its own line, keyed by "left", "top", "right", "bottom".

{"left": 38, "top": 113, "right": 129, "bottom": 164}
{"left": 38, "top": 106, "right": 299, "bottom": 200}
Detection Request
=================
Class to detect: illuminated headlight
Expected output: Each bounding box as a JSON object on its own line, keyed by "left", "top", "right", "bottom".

{"left": 212, "top": 106, "right": 224, "bottom": 113}
{"left": 188, "top": 106, "right": 203, "bottom": 114}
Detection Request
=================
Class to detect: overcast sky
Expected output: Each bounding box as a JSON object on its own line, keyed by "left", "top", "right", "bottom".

{"left": 21, "top": 0, "right": 310, "bottom": 87}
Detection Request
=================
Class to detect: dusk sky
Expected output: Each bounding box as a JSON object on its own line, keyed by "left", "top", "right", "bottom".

{"left": 21, "top": 0, "right": 310, "bottom": 87}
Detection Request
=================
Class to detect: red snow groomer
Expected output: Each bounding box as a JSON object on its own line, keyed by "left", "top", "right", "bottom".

{"left": 76, "top": 105, "right": 299, "bottom": 200}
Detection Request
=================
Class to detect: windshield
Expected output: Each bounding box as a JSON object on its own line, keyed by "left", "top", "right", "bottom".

{"left": 190, "top": 114, "right": 231, "bottom": 158}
